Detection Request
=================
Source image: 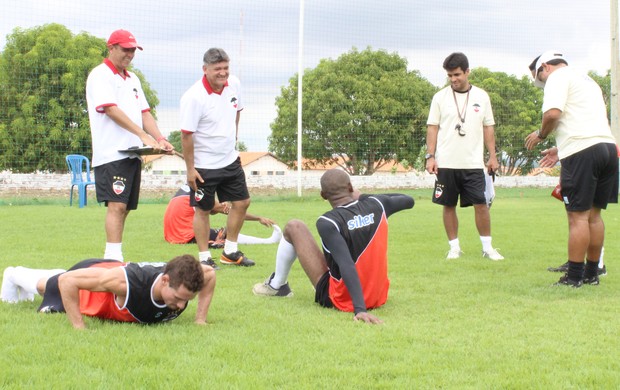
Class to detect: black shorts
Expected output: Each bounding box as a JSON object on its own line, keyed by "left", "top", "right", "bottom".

{"left": 560, "top": 143, "right": 619, "bottom": 212}
{"left": 314, "top": 272, "right": 334, "bottom": 309}
{"left": 38, "top": 259, "right": 118, "bottom": 313}
{"left": 94, "top": 158, "right": 142, "bottom": 210}
{"left": 190, "top": 157, "right": 250, "bottom": 211}
{"left": 432, "top": 168, "right": 486, "bottom": 207}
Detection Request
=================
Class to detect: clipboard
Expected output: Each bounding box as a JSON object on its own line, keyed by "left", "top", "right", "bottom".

{"left": 118, "top": 146, "right": 168, "bottom": 156}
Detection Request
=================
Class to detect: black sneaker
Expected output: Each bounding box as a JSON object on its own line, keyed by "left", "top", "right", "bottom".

{"left": 583, "top": 274, "right": 600, "bottom": 285}
{"left": 200, "top": 258, "right": 220, "bottom": 270}
{"left": 220, "top": 251, "right": 255, "bottom": 267}
{"left": 547, "top": 261, "right": 569, "bottom": 273}
{"left": 598, "top": 265, "right": 607, "bottom": 276}
{"left": 553, "top": 273, "right": 582, "bottom": 288}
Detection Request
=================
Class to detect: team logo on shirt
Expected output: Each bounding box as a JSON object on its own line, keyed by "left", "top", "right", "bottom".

{"left": 113, "top": 180, "right": 125, "bottom": 195}
{"left": 230, "top": 97, "right": 238, "bottom": 109}
{"left": 473, "top": 103, "right": 480, "bottom": 113}
{"left": 194, "top": 189, "right": 204, "bottom": 202}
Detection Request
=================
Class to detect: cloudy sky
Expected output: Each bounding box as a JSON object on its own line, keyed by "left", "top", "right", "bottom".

{"left": 0, "top": 0, "right": 614, "bottom": 150}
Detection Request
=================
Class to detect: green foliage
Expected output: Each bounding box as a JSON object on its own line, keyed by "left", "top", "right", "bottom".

{"left": 269, "top": 47, "right": 437, "bottom": 175}
{"left": 589, "top": 69, "right": 611, "bottom": 122}
{"left": 469, "top": 68, "right": 547, "bottom": 175}
{"left": 168, "top": 130, "right": 182, "bottom": 152}
{"left": 1, "top": 189, "right": 620, "bottom": 388}
{"left": 237, "top": 141, "right": 248, "bottom": 152}
{"left": 0, "top": 24, "right": 159, "bottom": 173}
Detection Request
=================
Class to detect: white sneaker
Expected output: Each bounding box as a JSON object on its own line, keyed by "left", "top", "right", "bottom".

{"left": 446, "top": 248, "right": 463, "bottom": 259}
{"left": 482, "top": 248, "right": 504, "bottom": 261}
{"left": 1, "top": 267, "right": 19, "bottom": 303}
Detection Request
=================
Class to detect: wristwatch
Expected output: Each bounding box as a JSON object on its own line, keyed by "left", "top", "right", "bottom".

{"left": 536, "top": 130, "right": 547, "bottom": 140}
{"left": 425, "top": 153, "right": 435, "bottom": 160}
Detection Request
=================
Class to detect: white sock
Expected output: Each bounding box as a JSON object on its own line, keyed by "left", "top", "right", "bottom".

{"left": 270, "top": 237, "right": 297, "bottom": 288}
{"left": 237, "top": 225, "right": 283, "bottom": 245}
{"left": 269, "top": 225, "right": 283, "bottom": 244}
{"left": 1, "top": 267, "right": 37, "bottom": 303}
{"left": 237, "top": 233, "right": 268, "bottom": 245}
{"left": 104, "top": 242, "right": 123, "bottom": 261}
{"left": 599, "top": 247, "right": 605, "bottom": 268}
{"left": 1, "top": 267, "right": 19, "bottom": 303}
{"left": 17, "top": 287, "right": 35, "bottom": 302}
{"left": 223, "top": 240, "right": 239, "bottom": 254}
{"left": 199, "top": 251, "right": 212, "bottom": 262}
{"left": 449, "top": 238, "right": 460, "bottom": 251}
{"left": 11, "top": 266, "right": 66, "bottom": 298}
{"left": 480, "top": 236, "right": 493, "bottom": 252}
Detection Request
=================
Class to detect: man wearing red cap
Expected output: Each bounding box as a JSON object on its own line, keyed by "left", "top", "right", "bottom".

{"left": 86, "top": 29, "right": 173, "bottom": 261}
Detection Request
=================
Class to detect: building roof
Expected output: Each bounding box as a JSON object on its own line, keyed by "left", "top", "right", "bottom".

{"left": 142, "top": 151, "right": 283, "bottom": 166}
{"left": 296, "top": 156, "right": 410, "bottom": 173}
{"left": 142, "top": 152, "right": 408, "bottom": 173}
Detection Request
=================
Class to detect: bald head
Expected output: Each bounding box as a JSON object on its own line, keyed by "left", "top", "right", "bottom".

{"left": 320, "top": 169, "right": 352, "bottom": 201}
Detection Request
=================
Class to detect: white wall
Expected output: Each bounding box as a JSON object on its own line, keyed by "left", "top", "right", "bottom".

{"left": 0, "top": 171, "right": 560, "bottom": 193}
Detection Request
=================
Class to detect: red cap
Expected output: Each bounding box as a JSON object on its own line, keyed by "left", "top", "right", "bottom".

{"left": 107, "top": 29, "right": 143, "bottom": 50}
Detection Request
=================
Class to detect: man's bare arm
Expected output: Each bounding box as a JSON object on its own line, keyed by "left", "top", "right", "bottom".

{"left": 58, "top": 267, "right": 127, "bottom": 329}
{"left": 194, "top": 265, "right": 216, "bottom": 325}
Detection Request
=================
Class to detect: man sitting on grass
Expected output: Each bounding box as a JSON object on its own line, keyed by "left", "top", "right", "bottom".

{"left": 252, "top": 169, "right": 414, "bottom": 324}
{"left": 1, "top": 254, "right": 215, "bottom": 329}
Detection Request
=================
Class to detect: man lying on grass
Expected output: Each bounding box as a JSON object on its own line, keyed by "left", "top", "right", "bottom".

{"left": 1, "top": 254, "right": 215, "bottom": 329}
{"left": 252, "top": 169, "right": 415, "bottom": 324}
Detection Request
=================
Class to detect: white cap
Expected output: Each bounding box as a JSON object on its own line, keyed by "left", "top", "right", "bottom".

{"left": 532, "top": 50, "right": 564, "bottom": 88}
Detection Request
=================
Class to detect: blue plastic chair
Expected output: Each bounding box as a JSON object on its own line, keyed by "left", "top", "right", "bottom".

{"left": 65, "top": 154, "right": 96, "bottom": 208}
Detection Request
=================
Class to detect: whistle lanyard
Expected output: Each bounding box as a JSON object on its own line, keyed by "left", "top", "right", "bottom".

{"left": 452, "top": 87, "right": 470, "bottom": 124}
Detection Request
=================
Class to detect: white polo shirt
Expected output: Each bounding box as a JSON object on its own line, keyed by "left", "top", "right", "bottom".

{"left": 427, "top": 85, "right": 495, "bottom": 169}
{"left": 542, "top": 66, "right": 616, "bottom": 159}
{"left": 86, "top": 59, "right": 150, "bottom": 167}
{"left": 180, "top": 75, "right": 243, "bottom": 169}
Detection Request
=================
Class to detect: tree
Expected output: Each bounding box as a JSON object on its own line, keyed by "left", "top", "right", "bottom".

{"left": 468, "top": 68, "right": 545, "bottom": 175}
{"left": 269, "top": 47, "right": 436, "bottom": 175}
{"left": 168, "top": 130, "right": 247, "bottom": 154}
{"left": 168, "top": 130, "right": 182, "bottom": 153}
{"left": 236, "top": 141, "right": 248, "bottom": 152}
{"left": 0, "top": 23, "right": 159, "bottom": 173}
{"left": 589, "top": 70, "right": 611, "bottom": 123}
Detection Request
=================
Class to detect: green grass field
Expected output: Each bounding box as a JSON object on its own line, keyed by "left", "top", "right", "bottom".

{"left": 1, "top": 188, "right": 619, "bottom": 389}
